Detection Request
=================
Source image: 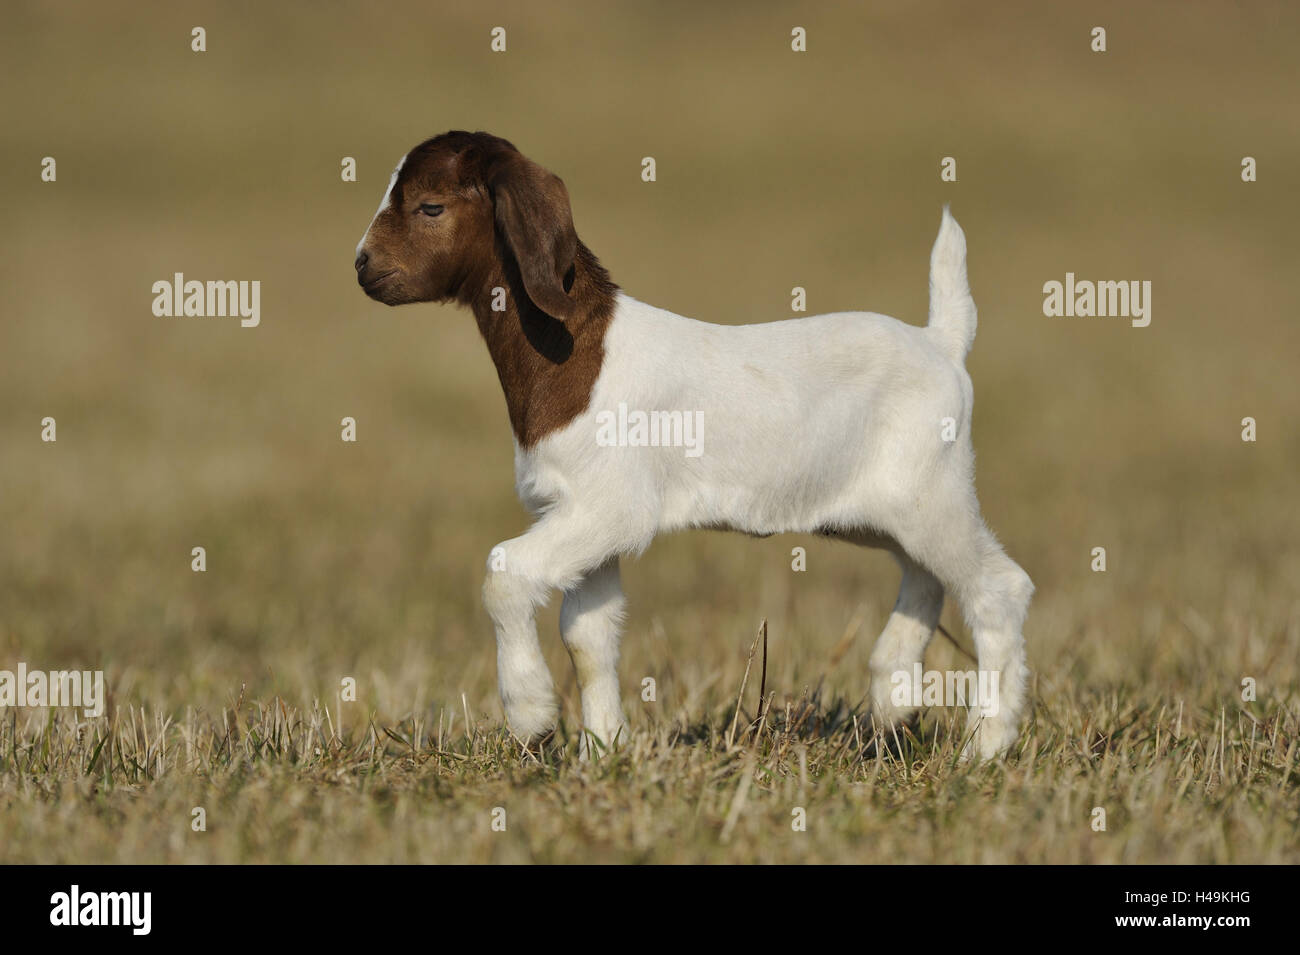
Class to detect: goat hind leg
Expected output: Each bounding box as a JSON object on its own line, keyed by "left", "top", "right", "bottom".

{"left": 960, "top": 534, "right": 1033, "bottom": 759}
{"left": 869, "top": 554, "right": 945, "bottom": 731}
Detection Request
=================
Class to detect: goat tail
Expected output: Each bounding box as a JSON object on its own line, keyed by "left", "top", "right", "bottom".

{"left": 927, "top": 206, "right": 977, "bottom": 362}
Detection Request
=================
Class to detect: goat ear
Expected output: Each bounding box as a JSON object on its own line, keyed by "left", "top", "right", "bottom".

{"left": 487, "top": 153, "right": 578, "bottom": 322}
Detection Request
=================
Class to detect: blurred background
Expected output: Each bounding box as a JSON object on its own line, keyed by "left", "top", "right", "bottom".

{"left": 1, "top": 1, "right": 1297, "bottom": 862}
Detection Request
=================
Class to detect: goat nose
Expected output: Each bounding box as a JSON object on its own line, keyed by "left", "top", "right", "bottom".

{"left": 354, "top": 250, "right": 369, "bottom": 272}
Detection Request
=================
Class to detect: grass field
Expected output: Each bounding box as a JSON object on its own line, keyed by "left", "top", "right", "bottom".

{"left": 1, "top": 1, "right": 1298, "bottom": 863}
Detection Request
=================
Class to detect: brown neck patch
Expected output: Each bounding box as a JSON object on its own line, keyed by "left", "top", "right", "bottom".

{"left": 460, "top": 239, "right": 618, "bottom": 448}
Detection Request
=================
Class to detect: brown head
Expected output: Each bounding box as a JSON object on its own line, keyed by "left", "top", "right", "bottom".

{"left": 354, "top": 131, "right": 619, "bottom": 446}
{"left": 355, "top": 131, "right": 587, "bottom": 317}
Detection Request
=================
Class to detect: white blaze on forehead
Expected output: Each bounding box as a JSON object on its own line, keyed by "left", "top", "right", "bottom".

{"left": 356, "top": 153, "right": 408, "bottom": 255}
{"left": 379, "top": 152, "right": 407, "bottom": 210}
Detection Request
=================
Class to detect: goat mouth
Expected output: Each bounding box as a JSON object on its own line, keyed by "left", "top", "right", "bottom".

{"left": 361, "top": 269, "right": 398, "bottom": 292}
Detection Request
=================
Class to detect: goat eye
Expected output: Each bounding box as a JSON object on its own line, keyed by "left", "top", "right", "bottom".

{"left": 420, "top": 203, "right": 444, "bottom": 217}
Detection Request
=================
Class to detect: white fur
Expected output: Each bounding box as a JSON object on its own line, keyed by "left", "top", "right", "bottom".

{"left": 484, "top": 208, "right": 1033, "bottom": 759}
{"left": 355, "top": 156, "right": 405, "bottom": 259}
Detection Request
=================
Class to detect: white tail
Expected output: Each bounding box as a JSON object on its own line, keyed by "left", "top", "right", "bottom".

{"left": 927, "top": 206, "right": 977, "bottom": 362}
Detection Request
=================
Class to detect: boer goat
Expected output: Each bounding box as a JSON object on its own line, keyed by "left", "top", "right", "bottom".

{"left": 354, "top": 131, "right": 1033, "bottom": 759}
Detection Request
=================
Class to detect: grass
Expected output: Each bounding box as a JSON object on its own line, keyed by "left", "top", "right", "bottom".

{"left": 3, "top": 650, "right": 1297, "bottom": 863}
{"left": 1, "top": 0, "right": 1298, "bottom": 863}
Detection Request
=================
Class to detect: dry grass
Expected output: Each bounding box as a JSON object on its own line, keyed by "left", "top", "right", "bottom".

{"left": 3, "top": 653, "right": 1297, "bottom": 863}
{"left": 1, "top": 0, "right": 1298, "bottom": 863}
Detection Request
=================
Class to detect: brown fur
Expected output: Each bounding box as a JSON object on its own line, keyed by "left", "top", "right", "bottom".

{"left": 355, "top": 131, "right": 619, "bottom": 447}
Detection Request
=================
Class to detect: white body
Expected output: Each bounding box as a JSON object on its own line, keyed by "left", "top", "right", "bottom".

{"left": 521, "top": 302, "right": 970, "bottom": 541}
{"left": 484, "top": 209, "right": 1033, "bottom": 759}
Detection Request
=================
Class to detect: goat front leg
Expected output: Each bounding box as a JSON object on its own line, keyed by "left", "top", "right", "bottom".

{"left": 560, "top": 558, "right": 628, "bottom": 758}
{"left": 482, "top": 510, "right": 620, "bottom": 746}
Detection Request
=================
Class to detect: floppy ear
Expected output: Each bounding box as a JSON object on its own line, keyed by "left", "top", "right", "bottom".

{"left": 487, "top": 152, "right": 578, "bottom": 322}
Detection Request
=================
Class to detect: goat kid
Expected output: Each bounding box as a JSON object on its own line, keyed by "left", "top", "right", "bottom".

{"left": 354, "top": 131, "right": 1033, "bottom": 760}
